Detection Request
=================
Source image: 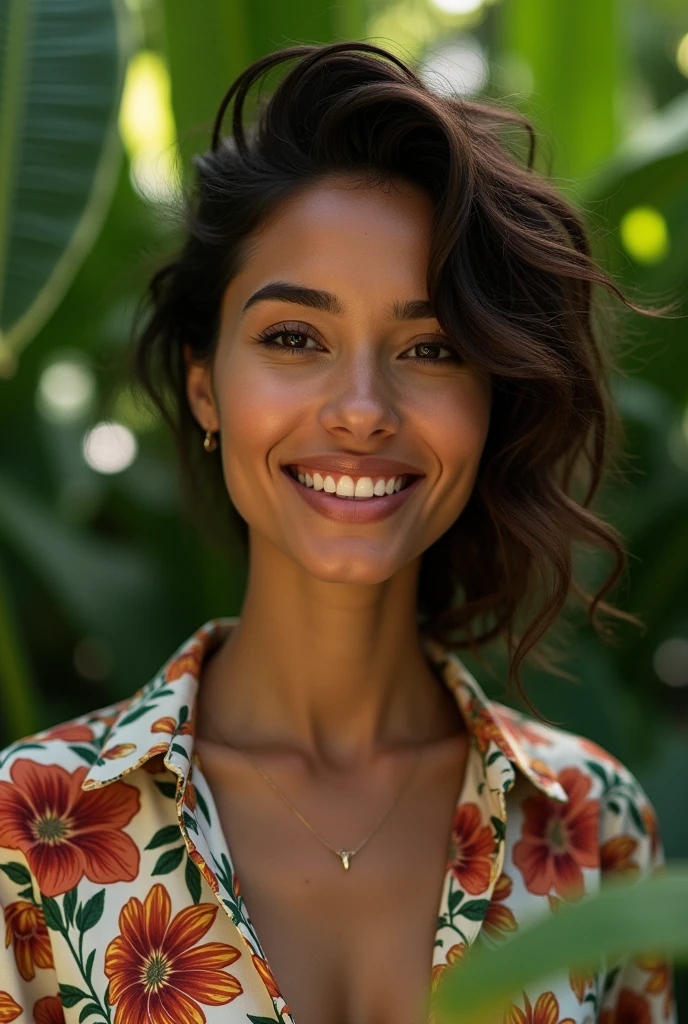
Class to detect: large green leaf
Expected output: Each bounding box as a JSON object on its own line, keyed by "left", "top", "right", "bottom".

{"left": 432, "top": 868, "right": 688, "bottom": 1023}
{"left": 0, "top": 0, "right": 132, "bottom": 373}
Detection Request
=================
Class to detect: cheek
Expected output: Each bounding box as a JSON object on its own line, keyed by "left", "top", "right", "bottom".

{"left": 420, "top": 376, "right": 492, "bottom": 479}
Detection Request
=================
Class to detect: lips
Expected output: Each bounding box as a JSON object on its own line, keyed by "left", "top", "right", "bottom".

{"left": 281, "top": 464, "right": 424, "bottom": 524}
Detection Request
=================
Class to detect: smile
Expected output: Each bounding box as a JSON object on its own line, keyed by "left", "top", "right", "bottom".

{"left": 286, "top": 465, "right": 412, "bottom": 500}
{"left": 281, "top": 465, "right": 423, "bottom": 524}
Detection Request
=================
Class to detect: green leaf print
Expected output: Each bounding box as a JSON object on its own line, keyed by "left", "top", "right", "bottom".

{"left": 457, "top": 899, "right": 490, "bottom": 921}
{"left": 152, "top": 845, "right": 186, "bottom": 875}
{"left": 78, "top": 889, "right": 105, "bottom": 932}
{"left": 0, "top": 860, "right": 31, "bottom": 886}
{"left": 145, "top": 824, "right": 182, "bottom": 849}
{"left": 64, "top": 886, "right": 78, "bottom": 925}
{"left": 59, "top": 983, "right": 89, "bottom": 1007}
{"left": 42, "top": 895, "right": 64, "bottom": 931}
{"left": 185, "top": 855, "right": 202, "bottom": 904}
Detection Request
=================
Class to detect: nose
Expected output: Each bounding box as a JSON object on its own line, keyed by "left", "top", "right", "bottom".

{"left": 318, "top": 349, "right": 400, "bottom": 444}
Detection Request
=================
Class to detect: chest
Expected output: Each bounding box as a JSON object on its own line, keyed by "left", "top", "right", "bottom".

{"left": 197, "top": 739, "right": 469, "bottom": 1024}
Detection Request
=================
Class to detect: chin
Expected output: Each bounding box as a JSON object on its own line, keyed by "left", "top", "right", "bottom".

{"left": 297, "top": 543, "right": 402, "bottom": 586}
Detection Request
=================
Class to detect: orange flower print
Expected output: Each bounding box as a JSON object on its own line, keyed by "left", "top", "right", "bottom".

{"left": 104, "top": 883, "right": 243, "bottom": 1024}
{"left": 635, "top": 956, "right": 673, "bottom": 1020}
{"left": 33, "top": 996, "right": 66, "bottom": 1024}
{"left": 465, "top": 699, "right": 517, "bottom": 760}
{"left": 100, "top": 743, "right": 137, "bottom": 760}
{"left": 189, "top": 849, "right": 219, "bottom": 895}
{"left": 504, "top": 990, "right": 575, "bottom": 1024}
{"left": 252, "top": 952, "right": 281, "bottom": 997}
{"left": 151, "top": 716, "right": 193, "bottom": 736}
{"left": 641, "top": 804, "right": 661, "bottom": 862}
{"left": 0, "top": 992, "right": 21, "bottom": 1023}
{"left": 142, "top": 748, "right": 172, "bottom": 774}
{"left": 4, "top": 900, "right": 53, "bottom": 981}
{"left": 431, "top": 944, "right": 466, "bottom": 994}
{"left": 39, "top": 723, "right": 95, "bottom": 743}
{"left": 0, "top": 759, "right": 140, "bottom": 897}
{"left": 599, "top": 987, "right": 652, "bottom": 1024}
{"left": 601, "top": 835, "right": 639, "bottom": 878}
{"left": 512, "top": 766, "right": 599, "bottom": 899}
{"left": 448, "top": 803, "right": 495, "bottom": 894}
{"left": 165, "top": 641, "right": 206, "bottom": 682}
{"left": 483, "top": 872, "right": 517, "bottom": 940}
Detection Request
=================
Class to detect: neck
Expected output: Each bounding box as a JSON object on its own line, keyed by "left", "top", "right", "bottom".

{"left": 196, "top": 533, "right": 463, "bottom": 767}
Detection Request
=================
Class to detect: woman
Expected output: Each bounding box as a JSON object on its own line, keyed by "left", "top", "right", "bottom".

{"left": 0, "top": 42, "right": 676, "bottom": 1024}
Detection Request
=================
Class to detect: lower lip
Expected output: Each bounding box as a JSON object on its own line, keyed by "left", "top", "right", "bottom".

{"left": 282, "top": 469, "right": 423, "bottom": 524}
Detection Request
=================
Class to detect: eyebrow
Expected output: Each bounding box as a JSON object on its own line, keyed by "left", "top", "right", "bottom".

{"left": 241, "top": 281, "right": 436, "bottom": 321}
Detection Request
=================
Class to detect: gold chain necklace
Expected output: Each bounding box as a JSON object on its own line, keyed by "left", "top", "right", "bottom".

{"left": 233, "top": 745, "right": 423, "bottom": 871}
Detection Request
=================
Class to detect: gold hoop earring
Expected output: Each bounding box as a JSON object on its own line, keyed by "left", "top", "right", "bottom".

{"left": 203, "top": 429, "right": 218, "bottom": 452}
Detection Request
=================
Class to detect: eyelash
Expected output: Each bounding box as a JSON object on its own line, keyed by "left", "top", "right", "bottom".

{"left": 253, "top": 323, "right": 461, "bottom": 365}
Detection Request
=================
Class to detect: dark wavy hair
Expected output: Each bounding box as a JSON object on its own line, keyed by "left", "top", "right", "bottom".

{"left": 130, "top": 40, "right": 670, "bottom": 716}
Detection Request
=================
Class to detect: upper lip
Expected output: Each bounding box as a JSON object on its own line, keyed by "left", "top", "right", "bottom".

{"left": 282, "top": 454, "right": 425, "bottom": 478}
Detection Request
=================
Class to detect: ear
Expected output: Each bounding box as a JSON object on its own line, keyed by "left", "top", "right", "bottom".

{"left": 184, "top": 344, "right": 219, "bottom": 432}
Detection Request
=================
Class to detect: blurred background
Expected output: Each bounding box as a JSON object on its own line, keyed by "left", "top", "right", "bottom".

{"left": 1, "top": 0, "right": 687, "bottom": 1011}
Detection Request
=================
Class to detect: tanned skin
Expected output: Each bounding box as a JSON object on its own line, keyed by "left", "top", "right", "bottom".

{"left": 185, "top": 174, "right": 493, "bottom": 1024}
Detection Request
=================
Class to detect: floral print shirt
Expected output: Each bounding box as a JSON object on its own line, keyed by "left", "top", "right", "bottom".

{"left": 0, "top": 617, "right": 676, "bottom": 1024}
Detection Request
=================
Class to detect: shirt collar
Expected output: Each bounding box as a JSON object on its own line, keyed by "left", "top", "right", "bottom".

{"left": 81, "top": 617, "right": 568, "bottom": 804}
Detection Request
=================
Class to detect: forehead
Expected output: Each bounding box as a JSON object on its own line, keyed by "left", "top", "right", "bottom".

{"left": 230, "top": 175, "right": 436, "bottom": 307}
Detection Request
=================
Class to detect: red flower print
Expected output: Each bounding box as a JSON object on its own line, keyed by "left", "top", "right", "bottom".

{"left": 4, "top": 900, "right": 53, "bottom": 981}
{"left": 0, "top": 992, "right": 21, "bottom": 1024}
{"left": 599, "top": 988, "right": 652, "bottom": 1024}
{"left": 635, "top": 956, "right": 673, "bottom": 1020}
{"left": 252, "top": 952, "right": 281, "bottom": 998}
{"left": 601, "top": 835, "right": 639, "bottom": 878}
{"left": 483, "top": 872, "right": 517, "bottom": 940}
{"left": 33, "top": 996, "right": 66, "bottom": 1024}
{"left": 104, "top": 883, "right": 243, "bottom": 1024}
{"left": 512, "top": 767, "right": 599, "bottom": 899}
{"left": 0, "top": 759, "right": 140, "bottom": 897}
{"left": 494, "top": 707, "right": 554, "bottom": 748}
{"left": 448, "top": 803, "right": 495, "bottom": 894}
{"left": 504, "top": 990, "right": 575, "bottom": 1024}
{"left": 39, "top": 724, "right": 95, "bottom": 743}
{"left": 578, "top": 737, "right": 623, "bottom": 770}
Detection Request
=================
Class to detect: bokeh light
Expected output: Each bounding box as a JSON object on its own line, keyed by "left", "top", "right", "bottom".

{"left": 82, "top": 421, "right": 138, "bottom": 474}
{"left": 653, "top": 637, "right": 688, "bottom": 688}
{"left": 118, "top": 50, "right": 180, "bottom": 203}
{"left": 36, "top": 358, "right": 96, "bottom": 424}
{"left": 429, "top": 0, "right": 483, "bottom": 14}
{"left": 677, "top": 32, "right": 688, "bottom": 78}
{"left": 619, "top": 206, "right": 669, "bottom": 264}
{"left": 421, "top": 37, "right": 488, "bottom": 97}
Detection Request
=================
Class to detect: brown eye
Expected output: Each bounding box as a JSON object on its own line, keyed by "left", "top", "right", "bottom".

{"left": 403, "top": 340, "right": 458, "bottom": 363}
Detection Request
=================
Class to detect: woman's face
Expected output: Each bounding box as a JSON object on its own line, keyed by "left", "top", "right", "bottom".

{"left": 186, "top": 175, "right": 492, "bottom": 585}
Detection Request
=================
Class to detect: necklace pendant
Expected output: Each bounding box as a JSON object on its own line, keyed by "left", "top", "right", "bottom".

{"left": 338, "top": 850, "right": 353, "bottom": 870}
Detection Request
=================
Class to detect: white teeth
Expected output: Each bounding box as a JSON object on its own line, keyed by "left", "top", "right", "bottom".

{"left": 336, "top": 475, "right": 355, "bottom": 497}
{"left": 293, "top": 468, "right": 409, "bottom": 499}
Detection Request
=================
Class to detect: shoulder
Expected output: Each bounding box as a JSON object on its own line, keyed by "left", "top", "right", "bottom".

{"left": 493, "top": 701, "right": 664, "bottom": 873}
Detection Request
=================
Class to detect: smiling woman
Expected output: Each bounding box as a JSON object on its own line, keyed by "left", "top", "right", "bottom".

{"left": 0, "top": 41, "right": 676, "bottom": 1024}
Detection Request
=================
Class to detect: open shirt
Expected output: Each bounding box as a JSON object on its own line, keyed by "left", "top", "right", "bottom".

{"left": 0, "top": 617, "right": 676, "bottom": 1023}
